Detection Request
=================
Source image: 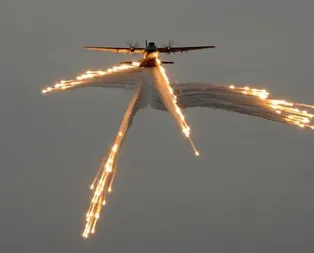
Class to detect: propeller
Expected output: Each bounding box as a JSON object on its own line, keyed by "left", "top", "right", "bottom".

{"left": 126, "top": 41, "right": 139, "bottom": 53}
{"left": 161, "top": 40, "right": 175, "bottom": 54}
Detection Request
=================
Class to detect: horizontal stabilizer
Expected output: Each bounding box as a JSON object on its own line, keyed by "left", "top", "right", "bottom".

{"left": 120, "top": 61, "right": 174, "bottom": 65}
{"left": 120, "top": 61, "right": 133, "bottom": 65}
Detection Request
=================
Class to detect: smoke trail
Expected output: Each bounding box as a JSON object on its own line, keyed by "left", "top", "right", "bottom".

{"left": 42, "top": 62, "right": 143, "bottom": 94}
{"left": 82, "top": 84, "right": 144, "bottom": 238}
{"left": 42, "top": 62, "right": 314, "bottom": 240}
{"left": 151, "top": 83, "right": 314, "bottom": 130}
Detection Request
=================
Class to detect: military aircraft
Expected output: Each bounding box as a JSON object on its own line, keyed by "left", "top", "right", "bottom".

{"left": 84, "top": 40, "right": 215, "bottom": 67}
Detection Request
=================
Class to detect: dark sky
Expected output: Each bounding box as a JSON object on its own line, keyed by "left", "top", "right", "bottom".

{"left": 1, "top": 0, "right": 314, "bottom": 252}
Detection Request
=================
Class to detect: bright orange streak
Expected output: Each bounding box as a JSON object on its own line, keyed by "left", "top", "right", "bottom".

{"left": 229, "top": 85, "right": 314, "bottom": 130}
{"left": 151, "top": 60, "right": 199, "bottom": 156}
{"left": 42, "top": 62, "right": 140, "bottom": 94}
{"left": 82, "top": 85, "right": 142, "bottom": 239}
{"left": 42, "top": 54, "right": 314, "bottom": 240}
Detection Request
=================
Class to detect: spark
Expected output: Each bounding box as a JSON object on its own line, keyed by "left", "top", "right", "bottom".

{"left": 42, "top": 62, "right": 140, "bottom": 94}
{"left": 149, "top": 61, "right": 199, "bottom": 155}
{"left": 82, "top": 85, "right": 142, "bottom": 239}
{"left": 152, "top": 83, "right": 314, "bottom": 131}
{"left": 42, "top": 60, "right": 314, "bottom": 240}
{"left": 80, "top": 61, "right": 199, "bottom": 239}
{"left": 227, "top": 85, "right": 314, "bottom": 129}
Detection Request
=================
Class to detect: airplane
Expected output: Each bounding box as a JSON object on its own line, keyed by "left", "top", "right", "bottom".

{"left": 84, "top": 40, "right": 216, "bottom": 68}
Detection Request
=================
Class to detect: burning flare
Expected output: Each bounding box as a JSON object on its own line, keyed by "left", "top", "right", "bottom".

{"left": 150, "top": 59, "right": 200, "bottom": 156}
{"left": 41, "top": 60, "right": 314, "bottom": 240}
{"left": 228, "top": 85, "right": 314, "bottom": 129}
{"left": 42, "top": 62, "right": 140, "bottom": 94}
{"left": 82, "top": 85, "right": 142, "bottom": 238}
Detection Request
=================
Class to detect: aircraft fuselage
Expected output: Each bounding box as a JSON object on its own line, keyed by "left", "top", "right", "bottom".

{"left": 139, "top": 42, "right": 160, "bottom": 68}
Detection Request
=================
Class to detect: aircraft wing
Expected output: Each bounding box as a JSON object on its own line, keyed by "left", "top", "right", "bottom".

{"left": 84, "top": 46, "right": 145, "bottom": 54}
{"left": 158, "top": 45, "right": 215, "bottom": 54}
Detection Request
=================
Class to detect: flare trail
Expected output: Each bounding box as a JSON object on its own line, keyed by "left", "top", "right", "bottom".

{"left": 42, "top": 62, "right": 314, "bottom": 239}
{"left": 83, "top": 85, "right": 143, "bottom": 238}
{"left": 151, "top": 83, "right": 314, "bottom": 130}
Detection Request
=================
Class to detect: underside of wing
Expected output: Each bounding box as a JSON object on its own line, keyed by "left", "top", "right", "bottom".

{"left": 158, "top": 45, "right": 215, "bottom": 54}
{"left": 84, "top": 46, "right": 145, "bottom": 54}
